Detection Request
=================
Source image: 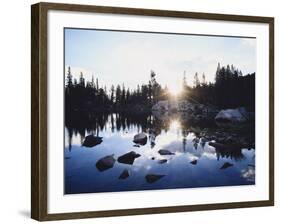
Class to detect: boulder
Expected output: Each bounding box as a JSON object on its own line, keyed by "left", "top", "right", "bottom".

{"left": 82, "top": 135, "right": 103, "bottom": 147}
{"left": 145, "top": 174, "right": 165, "bottom": 183}
{"left": 118, "top": 169, "right": 130, "bottom": 179}
{"left": 158, "top": 149, "right": 175, "bottom": 155}
{"left": 220, "top": 162, "right": 233, "bottom": 170}
{"left": 190, "top": 159, "right": 197, "bottom": 165}
{"left": 215, "top": 107, "right": 248, "bottom": 123}
{"left": 152, "top": 100, "right": 169, "bottom": 111}
{"left": 96, "top": 154, "right": 115, "bottom": 171}
{"left": 117, "top": 151, "right": 141, "bottom": 165}
{"left": 158, "top": 159, "right": 168, "bottom": 164}
{"left": 133, "top": 133, "right": 147, "bottom": 145}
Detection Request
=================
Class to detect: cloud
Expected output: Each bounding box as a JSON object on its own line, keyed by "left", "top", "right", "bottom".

{"left": 65, "top": 29, "right": 256, "bottom": 90}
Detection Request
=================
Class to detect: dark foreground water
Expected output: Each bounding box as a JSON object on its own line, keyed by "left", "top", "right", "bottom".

{"left": 64, "top": 112, "right": 255, "bottom": 194}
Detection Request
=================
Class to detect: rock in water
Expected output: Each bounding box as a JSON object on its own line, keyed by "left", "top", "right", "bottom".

{"left": 215, "top": 107, "right": 247, "bottom": 123}
{"left": 152, "top": 100, "right": 169, "bottom": 111}
{"left": 190, "top": 160, "right": 197, "bottom": 165}
{"left": 220, "top": 162, "right": 233, "bottom": 170}
{"left": 96, "top": 154, "right": 115, "bottom": 171}
{"left": 117, "top": 151, "right": 141, "bottom": 165}
{"left": 82, "top": 135, "right": 103, "bottom": 147}
{"left": 119, "top": 169, "right": 130, "bottom": 179}
{"left": 158, "top": 149, "right": 175, "bottom": 155}
{"left": 158, "top": 159, "right": 168, "bottom": 164}
{"left": 133, "top": 133, "right": 147, "bottom": 145}
{"left": 145, "top": 174, "right": 165, "bottom": 183}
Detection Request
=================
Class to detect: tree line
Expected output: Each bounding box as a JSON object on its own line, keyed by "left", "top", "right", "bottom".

{"left": 65, "top": 63, "right": 255, "bottom": 112}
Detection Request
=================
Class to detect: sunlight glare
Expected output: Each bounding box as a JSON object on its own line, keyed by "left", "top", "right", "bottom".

{"left": 169, "top": 119, "right": 181, "bottom": 130}
{"left": 168, "top": 86, "right": 182, "bottom": 97}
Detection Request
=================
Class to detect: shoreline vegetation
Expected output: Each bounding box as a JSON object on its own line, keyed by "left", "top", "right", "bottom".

{"left": 65, "top": 63, "right": 255, "bottom": 152}
{"left": 65, "top": 63, "right": 255, "bottom": 114}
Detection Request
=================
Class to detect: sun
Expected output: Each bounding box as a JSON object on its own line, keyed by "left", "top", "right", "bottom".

{"left": 168, "top": 86, "right": 182, "bottom": 97}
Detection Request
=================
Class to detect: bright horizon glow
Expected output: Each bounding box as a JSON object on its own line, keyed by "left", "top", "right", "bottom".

{"left": 168, "top": 86, "right": 182, "bottom": 97}
{"left": 65, "top": 28, "right": 256, "bottom": 91}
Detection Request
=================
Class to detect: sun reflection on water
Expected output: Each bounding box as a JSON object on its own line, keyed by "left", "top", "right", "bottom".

{"left": 169, "top": 119, "right": 181, "bottom": 130}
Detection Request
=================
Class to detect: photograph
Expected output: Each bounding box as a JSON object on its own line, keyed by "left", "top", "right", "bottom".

{"left": 64, "top": 28, "right": 256, "bottom": 194}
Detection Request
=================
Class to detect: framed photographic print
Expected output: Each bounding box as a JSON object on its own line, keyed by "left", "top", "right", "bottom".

{"left": 31, "top": 2, "right": 274, "bottom": 221}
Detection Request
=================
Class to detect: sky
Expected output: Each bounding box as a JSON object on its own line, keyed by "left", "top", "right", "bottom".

{"left": 65, "top": 28, "right": 256, "bottom": 94}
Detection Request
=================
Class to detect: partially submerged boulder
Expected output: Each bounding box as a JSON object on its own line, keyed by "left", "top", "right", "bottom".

{"left": 190, "top": 159, "right": 197, "bottom": 165}
{"left": 82, "top": 135, "right": 103, "bottom": 147}
{"left": 117, "top": 151, "right": 141, "bottom": 165}
{"left": 145, "top": 174, "right": 165, "bottom": 183}
{"left": 133, "top": 133, "right": 147, "bottom": 145}
{"left": 118, "top": 169, "right": 130, "bottom": 179}
{"left": 158, "top": 149, "right": 175, "bottom": 155}
{"left": 158, "top": 159, "right": 168, "bottom": 164}
{"left": 220, "top": 162, "right": 233, "bottom": 170}
{"left": 215, "top": 107, "right": 248, "bottom": 123}
{"left": 152, "top": 100, "right": 169, "bottom": 111}
{"left": 96, "top": 154, "right": 115, "bottom": 172}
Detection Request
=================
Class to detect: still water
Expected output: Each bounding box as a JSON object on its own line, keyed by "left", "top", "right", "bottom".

{"left": 64, "top": 112, "right": 255, "bottom": 194}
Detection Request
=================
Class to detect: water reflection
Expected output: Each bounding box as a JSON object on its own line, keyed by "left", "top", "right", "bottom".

{"left": 64, "top": 112, "right": 255, "bottom": 194}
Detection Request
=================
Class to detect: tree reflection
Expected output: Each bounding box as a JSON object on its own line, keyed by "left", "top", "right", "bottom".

{"left": 65, "top": 111, "right": 252, "bottom": 162}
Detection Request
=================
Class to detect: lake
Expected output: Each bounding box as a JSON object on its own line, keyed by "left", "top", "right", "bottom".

{"left": 64, "top": 112, "right": 255, "bottom": 194}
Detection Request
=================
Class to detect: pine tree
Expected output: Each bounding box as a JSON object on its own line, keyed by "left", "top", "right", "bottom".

{"left": 121, "top": 84, "right": 126, "bottom": 105}
{"left": 96, "top": 78, "right": 99, "bottom": 90}
{"left": 115, "top": 84, "right": 121, "bottom": 106}
{"left": 183, "top": 71, "right": 187, "bottom": 89}
{"left": 202, "top": 73, "right": 206, "bottom": 85}
{"left": 79, "top": 72, "right": 85, "bottom": 87}
{"left": 193, "top": 72, "right": 200, "bottom": 87}
{"left": 110, "top": 85, "right": 115, "bottom": 104}
{"left": 66, "top": 66, "right": 73, "bottom": 87}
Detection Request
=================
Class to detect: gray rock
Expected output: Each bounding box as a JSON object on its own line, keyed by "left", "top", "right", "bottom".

{"left": 119, "top": 169, "right": 130, "bottom": 179}
{"left": 190, "top": 160, "right": 197, "bottom": 165}
{"left": 158, "top": 159, "right": 168, "bottom": 164}
{"left": 133, "top": 133, "right": 147, "bottom": 145}
{"left": 158, "top": 149, "right": 175, "bottom": 155}
{"left": 117, "top": 151, "right": 141, "bottom": 165}
{"left": 145, "top": 174, "right": 165, "bottom": 183}
{"left": 82, "top": 135, "right": 103, "bottom": 147}
{"left": 215, "top": 107, "right": 248, "bottom": 123}
{"left": 96, "top": 154, "right": 115, "bottom": 172}
{"left": 220, "top": 162, "right": 233, "bottom": 170}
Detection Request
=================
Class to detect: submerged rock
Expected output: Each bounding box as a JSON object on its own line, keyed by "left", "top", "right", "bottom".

{"left": 145, "top": 174, "right": 165, "bottom": 183}
{"left": 133, "top": 133, "right": 147, "bottom": 145}
{"left": 96, "top": 154, "right": 115, "bottom": 171}
{"left": 119, "top": 169, "right": 130, "bottom": 179}
{"left": 117, "top": 151, "right": 141, "bottom": 165}
{"left": 158, "top": 159, "right": 168, "bottom": 164}
{"left": 190, "top": 160, "right": 197, "bottom": 165}
{"left": 158, "top": 149, "right": 175, "bottom": 155}
{"left": 82, "top": 135, "right": 103, "bottom": 147}
{"left": 220, "top": 162, "right": 233, "bottom": 170}
{"left": 133, "top": 144, "right": 140, "bottom": 148}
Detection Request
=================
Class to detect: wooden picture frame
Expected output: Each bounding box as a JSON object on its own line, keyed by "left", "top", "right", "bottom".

{"left": 31, "top": 2, "right": 274, "bottom": 221}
